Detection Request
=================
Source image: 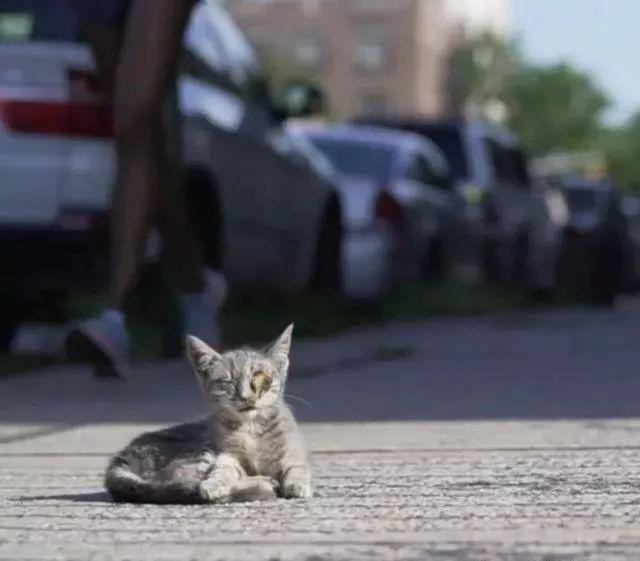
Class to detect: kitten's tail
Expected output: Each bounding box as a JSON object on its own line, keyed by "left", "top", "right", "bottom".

{"left": 104, "top": 464, "right": 203, "bottom": 504}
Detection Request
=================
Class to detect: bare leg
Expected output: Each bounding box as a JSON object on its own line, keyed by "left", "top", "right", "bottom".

{"left": 66, "top": 0, "right": 221, "bottom": 375}
{"left": 110, "top": 0, "right": 204, "bottom": 308}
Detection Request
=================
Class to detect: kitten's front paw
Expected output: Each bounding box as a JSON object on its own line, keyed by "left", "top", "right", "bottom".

{"left": 281, "top": 479, "right": 313, "bottom": 499}
{"left": 196, "top": 452, "right": 216, "bottom": 478}
{"left": 199, "top": 477, "right": 231, "bottom": 504}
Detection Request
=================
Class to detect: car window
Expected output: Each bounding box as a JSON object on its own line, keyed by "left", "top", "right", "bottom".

{"left": 185, "top": 1, "right": 230, "bottom": 71}
{"left": 508, "top": 147, "right": 531, "bottom": 186}
{"left": 405, "top": 154, "right": 426, "bottom": 183}
{"left": 0, "top": 0, "right": 78, "bottom": 43}
{"left": 487, "top": 139, "right": 509, "bottom": 182}
{"left": 204, "top": 0, "right": 260, "bottom": 84}
{"left": 406, "top": 152, "right": 449, "bottom": 190}
{"left": 413, "top": 124, "right": 468, "bottom": 181}
{"left": 565, "top": 188, "right": 599, "bottom": 212}
{"left": 420, "top": 143, "right": 451, "bottom": 189}
{"left": 308, "top": 136, "right": 394, "bottom": 182}
{"left": 487, "top": 139, "right": 530, "bottom": 189}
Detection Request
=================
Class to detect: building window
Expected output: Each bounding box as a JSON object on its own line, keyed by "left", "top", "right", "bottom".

{"left": 355, "top": 23, "right": 389, "bottom": 71}
{"left": 359, "top": 92, "right": 390, "bottom": 115}
{"left": 296, "top": 31, "right": 323, "bottom": 69}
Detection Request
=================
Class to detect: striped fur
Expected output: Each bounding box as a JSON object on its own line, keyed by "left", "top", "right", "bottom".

{"left": 104, "top": 325, "right": 312, "bottom": 504}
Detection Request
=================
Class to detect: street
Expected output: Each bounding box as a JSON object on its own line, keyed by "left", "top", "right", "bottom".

{"left": 1, "top": 305, "right": 640, "bottom": 560}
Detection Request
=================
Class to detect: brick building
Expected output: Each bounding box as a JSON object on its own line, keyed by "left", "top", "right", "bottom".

{"left": 225, "top": 0, "right": 509, "bottom": 118}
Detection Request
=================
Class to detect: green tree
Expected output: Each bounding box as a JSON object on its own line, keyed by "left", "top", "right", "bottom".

{"left": 449, "top": 35, "right": 610, "bottom": 156}
{"left": 504, "top": 63, "right": 610, "bottom": 155}
{"left": 448, "top": 32, "right": 520, "bottom": 119}
{"left": 602, "top": 112, "right": 640, "bottom": 191}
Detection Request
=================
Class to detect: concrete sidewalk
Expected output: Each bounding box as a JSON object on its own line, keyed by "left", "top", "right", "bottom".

{"left": 2, "top": 308, "right": 640, "bottom": 560}
{"left": 3, "top": 421, "right": 640, "bottom": 561}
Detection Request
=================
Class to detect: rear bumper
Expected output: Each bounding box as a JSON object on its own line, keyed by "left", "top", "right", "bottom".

{"left": 342, "top": 227, "right": 397, "bottom": 300}
{"left": 0, "top": 220, "right": 109, "bottom": 294}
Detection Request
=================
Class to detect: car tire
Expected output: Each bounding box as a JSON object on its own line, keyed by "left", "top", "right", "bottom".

{"left": 185, "top": 168, "right": 223, "bottom": 270}
{"left": 482, "top": 237, "right": 501, "bottom": 285}
{"left": 309, "top": 198, "right": 343, "bottom": 295}
{"left": 512, "top": 232, "right": 530, "bottom": 287}
{"left": 0, "top": 293, "right": 27, "bottom": 352}
{"left": 421, "top": 238, "right": 446, "bottom": 282}
{"left": 588, "top": 235, "right": 622, "bottom": 307}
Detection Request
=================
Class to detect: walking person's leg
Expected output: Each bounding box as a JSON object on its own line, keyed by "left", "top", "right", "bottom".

{"left": 67, "top": 0, "right": 225, "bottom": 376}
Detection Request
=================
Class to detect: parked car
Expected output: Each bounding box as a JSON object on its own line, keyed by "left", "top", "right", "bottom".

{"left": 620, "top": 194, "right": 640, "bottom": 292}
{"left": 0, "top": 0, "right": 341, "bottom": 345}
{"left": 289, "top": 123, "right": 482, "bottom": 299}
{"left": 355, "top": 117, "right": 559, "bottom": 292}
{"left": 557, "top": 176, "right": 626, "bottom": 304}
{"left": 527, "top": 179, "right": 569, "bottom": 295}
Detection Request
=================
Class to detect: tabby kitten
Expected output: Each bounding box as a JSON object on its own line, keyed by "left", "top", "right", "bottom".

{"left": 104, "top": 324, "right": 312, "bottom": 503}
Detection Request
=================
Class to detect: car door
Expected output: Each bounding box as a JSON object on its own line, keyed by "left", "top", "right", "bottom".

{"left": 394, "top": 147, "right": 451, "bottom": 276}
{"left": 417, "top": 144, "right": 479, "bottom": 282}
{"left": 180, "top": 1, "right": 293, "bottom": 291}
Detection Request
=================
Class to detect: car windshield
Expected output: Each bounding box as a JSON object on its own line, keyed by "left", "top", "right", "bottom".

{"left": 0, "top": 0, "right": 78, "bottom": 43}
{"left": 307, "top": 136, "right": 395, "bottom": 182}
{"left": 413, "top": 124, "right": 468, "bottom": 180}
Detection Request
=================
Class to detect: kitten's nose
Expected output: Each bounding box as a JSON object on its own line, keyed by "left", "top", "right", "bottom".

{"left": 251, "top": 372, "right": 271, "bottom": 397}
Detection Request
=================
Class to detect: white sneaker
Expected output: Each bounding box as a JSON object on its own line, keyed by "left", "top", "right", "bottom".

{"left": 65, "top": 310, "right": 130, "bottom": 378}
{"left": 182, "top": 269, "right": 227, "bottom": 348}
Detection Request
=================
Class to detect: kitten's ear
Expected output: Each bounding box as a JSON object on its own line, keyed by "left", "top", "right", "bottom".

{"left": 185, "top": 335, "right": 221, "bottom": 374}
{"left": 267, "top": 323, "right": 294, "bottom": 365}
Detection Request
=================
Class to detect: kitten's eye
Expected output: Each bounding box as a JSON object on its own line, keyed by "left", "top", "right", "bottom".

{"left": 251, "top": 371, "right": 272, "bottom": 397}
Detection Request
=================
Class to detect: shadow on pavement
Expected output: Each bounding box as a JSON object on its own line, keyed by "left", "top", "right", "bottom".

{"left": 16, "top": 492, "right": 111, "bottom": 503}
{"left": 1, "top": 308, "right": 640, "bottom": 425}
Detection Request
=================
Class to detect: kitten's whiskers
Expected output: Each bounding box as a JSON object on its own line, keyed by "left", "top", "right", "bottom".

{"left": 285, "top": 393, "right": 312, "bottom": 409}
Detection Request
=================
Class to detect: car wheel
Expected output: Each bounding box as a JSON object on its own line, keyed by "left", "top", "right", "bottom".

{"left": 482, "top": 237, "right": 501, "bottom": 285}
{"left": 310, "top": 198, "right": 343, "bottom": 294}
{"left": 0, "top": 293, "right": 27, "bottom": 352}
{"left": 421, "top": 238, "right": 446, "bottom": 282}
{"left": 589, "top": 235, "right": 623, "bottom": 307}
{"left": 512, "top": 232, "right": 530, "bottom": 287}
{"left": 185, "top": 168, "right": 223, "bottom": 270}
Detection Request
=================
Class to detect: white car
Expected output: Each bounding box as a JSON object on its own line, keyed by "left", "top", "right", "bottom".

{"left": 0, "top": 0, "right": 341, "bottom": 342}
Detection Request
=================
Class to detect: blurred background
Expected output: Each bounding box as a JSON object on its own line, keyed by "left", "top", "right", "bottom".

{"left": 1, "top": 0, "right": 639, "bottom": 373}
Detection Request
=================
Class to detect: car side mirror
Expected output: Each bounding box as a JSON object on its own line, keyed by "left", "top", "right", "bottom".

{"left": 279, "top": 82, "right": 327, "bottom": 118}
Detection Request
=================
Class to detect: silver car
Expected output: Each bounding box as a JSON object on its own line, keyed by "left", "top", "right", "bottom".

{"left": 290, "top": 124, "right": 480, "bottom": 300}
{"left": 356, "top": 117, "right": 563, "bottom": 292}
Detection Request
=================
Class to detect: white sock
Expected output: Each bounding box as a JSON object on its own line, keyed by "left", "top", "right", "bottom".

{"left": 180, "top": 270, "right": 227, "bottom": 346}
{"left": 101, "top": 308, "right": 125, "bottom": 326}
{"left": 181, "top": 292, "right": 209, "bottom": 314}
{"left": 182, "top": 269, "right": 227, "bottom": 309}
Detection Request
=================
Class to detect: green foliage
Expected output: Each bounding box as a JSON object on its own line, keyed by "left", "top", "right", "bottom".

{"left": 504, "top": 62, "right": 610, "bottom": 155}
{"left": 601, "top": 113, "right": 640, "bottom": 191}
{"left": 448, "top": 32, "right": 521, "bottom": 116}
{"left": 448, "top": 32, "right": 640, "bottom": 189}
{"left": 450, "top": 33, "right": 610, "bottom": 155}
